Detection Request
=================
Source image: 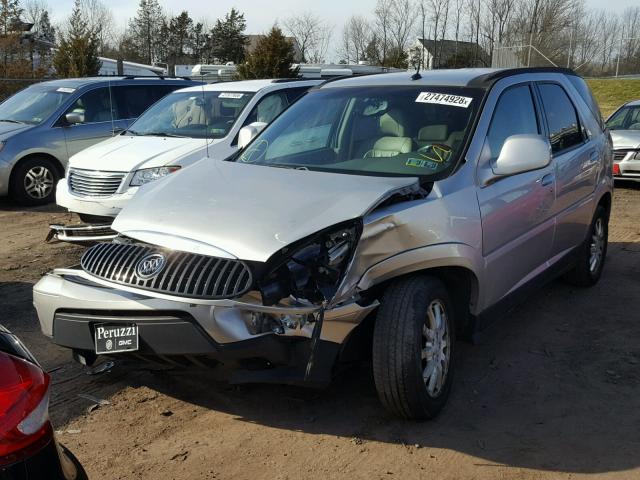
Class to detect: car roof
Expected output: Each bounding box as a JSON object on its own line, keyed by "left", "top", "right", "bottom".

{"left": 178, "top": 79, "right": 323, "bottom": 94}
{"left": 320, "top": 67, "right": 579, "bottom": 90}
{"left": 623, "top": 100, "right": 640, "bottom": 107}
{"left": 34, "top": 77, "right": 195, "bottom": 89}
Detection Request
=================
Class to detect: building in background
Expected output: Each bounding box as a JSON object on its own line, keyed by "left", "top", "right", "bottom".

{"left": 98, "top": 58, "right": 167, "bottom": 76}
{"left": 409, "top": 38, "right": 489, "bottom": 70}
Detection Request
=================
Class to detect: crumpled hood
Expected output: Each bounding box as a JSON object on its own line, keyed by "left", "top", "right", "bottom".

{"left": 113, "top": 159, "right": 420, "bottom": 262}
{"left": 68, "top": 135, "right": 216, "bottom": 171}
{"left": 610, "top": 130, "right": 640, "bottom": 150}
{"left": 0, "top": 121, "right": 31, "bottom": 140}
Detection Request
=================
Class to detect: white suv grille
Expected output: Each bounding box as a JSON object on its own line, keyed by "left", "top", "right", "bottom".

{"left": 68, "top": 168, "right": 126, "bottom": 197}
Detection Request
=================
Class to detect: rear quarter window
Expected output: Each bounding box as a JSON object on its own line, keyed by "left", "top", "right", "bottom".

{"left": 567, "top": 75, "right": 604, "bottom": 130}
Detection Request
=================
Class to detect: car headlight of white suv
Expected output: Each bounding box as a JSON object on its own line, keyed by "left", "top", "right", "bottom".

{"left": 130, "top": 166, "right": 181, "bottom": 186}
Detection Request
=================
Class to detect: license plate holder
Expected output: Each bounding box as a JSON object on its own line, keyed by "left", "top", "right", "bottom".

{"left": 94, "top": 323, "right": 139, "bottom": 354}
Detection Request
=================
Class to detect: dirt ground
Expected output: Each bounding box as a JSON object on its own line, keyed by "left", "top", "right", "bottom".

{"left": 1, "top": 184, "right": 639, "bottom": 480}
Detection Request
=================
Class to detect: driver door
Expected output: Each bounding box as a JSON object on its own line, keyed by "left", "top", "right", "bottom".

{"left": 476, "top": 83, "right": 556, "bottom": 307}
{"left": 61, "top": 87, "right": 118, "bottom": 158}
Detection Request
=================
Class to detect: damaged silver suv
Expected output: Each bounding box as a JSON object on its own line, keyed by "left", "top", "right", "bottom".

{"left": 33, "top": 68, "right": 612, "bottom": 420}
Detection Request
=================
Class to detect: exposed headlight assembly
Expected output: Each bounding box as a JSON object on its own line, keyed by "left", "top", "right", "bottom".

{"left": 130, "top": 166, "right": 181, "bottom": 186}
{"left": 259, "top": 220, "right": 362, "bottom": 306}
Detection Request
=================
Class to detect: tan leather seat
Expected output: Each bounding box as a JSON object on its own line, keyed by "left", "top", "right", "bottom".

{"left": 172, "top": 99, "right": 207, "bottom": 128}
{"left": 363, "top": 110, "right": 412, "bottom": 158}
{"left": 416, "top": 125, "right": 448, "bottom": 148}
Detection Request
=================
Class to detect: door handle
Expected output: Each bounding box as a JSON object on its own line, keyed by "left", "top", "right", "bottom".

{"left": 589, "top": 150, "right": 599, "bottom": 161}
{"left": 540, "top": 173, "right": 555, "bottom": 187}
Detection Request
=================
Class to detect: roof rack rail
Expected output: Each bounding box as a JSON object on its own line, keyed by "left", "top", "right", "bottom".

{"left": 270, "top": 77, "right": 314, "bottom": 83}
{"left": 469, "top": 67, "right": 579, "bottom": 87}
{"left": 120, "top": 75, "right": 193, "bottom": 81}
{"left": 315, "top": 71, "right": 390, "bottom": 88}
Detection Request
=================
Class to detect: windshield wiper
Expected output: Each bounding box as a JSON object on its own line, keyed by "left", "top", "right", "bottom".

{"left": 0, "top": 119, "right": 25, "bottom": 124}
{"left": 139, "top": 132, "right": 188, "bottom": 138}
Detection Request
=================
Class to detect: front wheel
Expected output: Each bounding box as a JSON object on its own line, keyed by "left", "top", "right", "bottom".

{"left": 372, "top": 275, "right": 455, "bottom": 420}
{"left": 10, "top": 157, "right": 59, "bottom": 205}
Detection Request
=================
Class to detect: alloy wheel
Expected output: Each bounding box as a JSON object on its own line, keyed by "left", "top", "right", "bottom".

{"left": 421, "top": 299, "right": 450, "bottom": 397}
{"left": 24, "top": 166, "right": 54, "bottom": 199}
{"left": 589, "top": 217, "right": 605, "bottom": 274}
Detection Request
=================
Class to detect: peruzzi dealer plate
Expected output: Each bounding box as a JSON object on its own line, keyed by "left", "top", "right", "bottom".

{"left": 94, "top": 323, "right": 139, "bottom": 354}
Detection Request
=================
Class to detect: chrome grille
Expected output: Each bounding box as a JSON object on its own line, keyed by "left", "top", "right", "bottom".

{"left": 613, "top": 151, "right": 628, "bottom": 162}
{"left": 68, "top": 169, "right": 126, "bottom": 197}
{"left": 80, "top": 243, "right": 253, "bottom": 300}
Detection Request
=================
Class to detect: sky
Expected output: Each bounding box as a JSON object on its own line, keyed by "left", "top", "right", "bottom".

{"left": 51, "top": 0, "right": 636, "bottom": 35}
{"left": 50, "top": 0, "right": 635, "bottom": 63}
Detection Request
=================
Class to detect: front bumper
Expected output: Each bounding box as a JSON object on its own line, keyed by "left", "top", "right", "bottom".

{"left": 33, "top": 269, "right": 378, "bottom": 384}
{"left": 47, "top": 223, "right": 117, "bottom": 243}
{"left": 613, "top": 150, "right": 640, "bottom": 182}
{"left": 55, "top": 178, "right": 139, "bottom": 217}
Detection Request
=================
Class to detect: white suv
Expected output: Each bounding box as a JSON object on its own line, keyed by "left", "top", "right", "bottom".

{"left": 52, "top": 79, "right": 321, "bottom": 241}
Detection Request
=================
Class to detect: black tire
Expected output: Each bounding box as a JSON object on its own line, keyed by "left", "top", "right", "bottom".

{"left": 372, "top": 275, "right": 455, "bottom": 420}
{"left": 564, "top": 205, "right": 608, "bottom": 287}
{"left": 9, "top": 156, "right": 59, "bottom": 206}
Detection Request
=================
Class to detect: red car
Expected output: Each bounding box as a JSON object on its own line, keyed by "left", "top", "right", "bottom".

{"left": 0, "top": 325, "right": 86, "bottom": 480}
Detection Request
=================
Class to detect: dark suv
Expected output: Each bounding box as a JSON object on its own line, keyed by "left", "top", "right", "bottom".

{"left": 0, "top": 76, "right": 200, "bottom": 205}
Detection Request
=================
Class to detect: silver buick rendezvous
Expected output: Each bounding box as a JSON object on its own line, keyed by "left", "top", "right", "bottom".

{"left": 33, "top": 68, "right": 612, "bottom": 420}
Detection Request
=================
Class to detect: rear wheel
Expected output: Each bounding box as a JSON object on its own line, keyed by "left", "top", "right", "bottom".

{"left": 564, "top": 205, "right": 608, "bottom": 287}
{"left": 372, "top": 275, "right": 455, "bottom": 420}
{"left": 10, "top": 157, "right": 59, "bottom": 206}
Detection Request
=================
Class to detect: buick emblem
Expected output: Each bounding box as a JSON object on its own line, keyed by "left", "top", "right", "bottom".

{"left": 135, "top": 253, "right": 166, "bottom": 280}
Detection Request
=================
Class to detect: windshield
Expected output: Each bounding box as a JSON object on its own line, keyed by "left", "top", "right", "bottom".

{"left": 606, "top": 104, "right": 640, "bottom": 131}
{"left": 127, "top": 90, "right": 254, "bottom": 139}
{"left": 0, "top": 85, "right": 74, "bottom": 125}
{"left": 238, "top": 85, "right": 483, "bottom": 178}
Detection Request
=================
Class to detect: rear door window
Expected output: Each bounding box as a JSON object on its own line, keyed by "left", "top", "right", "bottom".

{"left": 538, "top": 83, "right": 584, "bottom": 154}
{"left": 112, "top": 85, "right": 177, "bottom": 120}
{"left": 486, "top": 84, "right": 539, "bottom": 161}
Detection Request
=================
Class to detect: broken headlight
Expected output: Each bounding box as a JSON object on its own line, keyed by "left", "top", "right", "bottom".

{"left": 259, "top": 220, "right": 362, "bottom": 305}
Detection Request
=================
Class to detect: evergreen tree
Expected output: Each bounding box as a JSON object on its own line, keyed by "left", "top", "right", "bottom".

{"left": 0, "top": 0, "right": 21, "bottom": 36}
{"left": 0, "top": 0, "right": 23, "bottom": 75}
{"left": 37, "top": 10, "right": 55, "bottom": 43}
{"left": 53, "top": 0, "right": 101, "bottom": 77}
{"left": 128, "top": 0, "right": 164, "bottom": 65}
{"left": 167, "top": 11, "right": 193, "bottom": 66}
{"left": 237, "top": 27, "right": 298, "bottom": 80}
{"left": 190, "top": 21, "right": 206, "bottom": 63}
{"left": 208, "top": 8, "right": 246, "bottom": 64}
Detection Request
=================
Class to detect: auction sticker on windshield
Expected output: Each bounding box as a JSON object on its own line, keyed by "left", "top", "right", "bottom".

{"left": 219, "top": 93, "right": 244, "bottom": 99}
{"left": 416, "top": 92, "right": 473, "bottom": 108}
{"left": 94, "top": 324, "right": 139, "bottom": 354}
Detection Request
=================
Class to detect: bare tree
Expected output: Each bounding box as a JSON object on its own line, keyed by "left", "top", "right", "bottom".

{"left": 283, "top": 12, "right": 332, "bottom": 63}
{"left": 388, "top": 0, "right": 416, "bottom": 57}
{"left": 338, "top": 15, "right": 371, "bottom": 64}
{"left": 374, "top": 0, "right": 393, "bottom": 65}
{"left": 79, "top": 0, "right": 115, "bottom": 54}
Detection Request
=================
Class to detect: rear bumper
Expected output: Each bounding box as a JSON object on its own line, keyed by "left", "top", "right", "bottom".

{"left": 0, "top": 437, "right": 83, "bottom": 480}
{"left": 55, "top": 178, "right": 138, "bottom": 217}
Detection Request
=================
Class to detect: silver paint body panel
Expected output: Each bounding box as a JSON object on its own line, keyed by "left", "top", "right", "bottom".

{"left": 33, "top": 69, "right": 613, "bottom": 351}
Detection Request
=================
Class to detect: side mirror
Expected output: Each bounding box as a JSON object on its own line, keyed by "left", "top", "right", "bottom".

{"left": 493, "top": 134, "right": 551, "bottom": 176}
{"left": 65, "top": 112, "right": 85, "bottom": 125}
{"left": 237, "top": 122, "right": 267, "bottom": 149}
